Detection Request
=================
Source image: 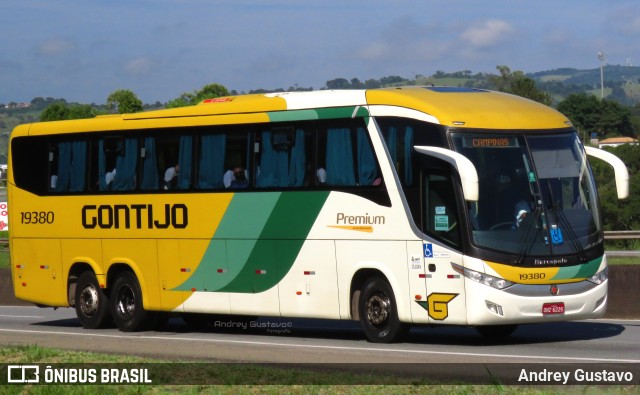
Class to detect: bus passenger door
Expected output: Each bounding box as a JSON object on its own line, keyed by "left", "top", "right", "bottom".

{"left": 422, "top": 244, "right": 466, "bottom": 325}
{"left": 419, "top": 172, "right": 467, "bottom": 325}
{"left": 407, "top": 240, "right": 429, "bottom": 324}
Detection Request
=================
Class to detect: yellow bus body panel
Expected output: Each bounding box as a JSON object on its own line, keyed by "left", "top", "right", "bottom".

{"left": 366, "top": 87, "right": 570, "bottom": 130}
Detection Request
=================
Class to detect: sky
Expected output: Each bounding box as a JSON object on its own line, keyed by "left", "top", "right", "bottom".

{"left": 2, "top": 1, "right": 640, "bottom": 105}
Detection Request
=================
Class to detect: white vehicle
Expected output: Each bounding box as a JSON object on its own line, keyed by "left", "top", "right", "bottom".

{"left": 9, "top": 87, "right": 628, "bottom": 342}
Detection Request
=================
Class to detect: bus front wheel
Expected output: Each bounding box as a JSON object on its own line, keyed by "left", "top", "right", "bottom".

{"left": 75, "top": 271, "right": 112, "bottom": 329}
{"left": 358, "top": 277, "right": 408, "bottom": 343}
{"left": 111, "top": 271, "right": 151, "bottom": 332}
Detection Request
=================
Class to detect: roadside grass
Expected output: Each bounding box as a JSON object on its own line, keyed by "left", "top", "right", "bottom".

{"left": 607, "top": 256, "right": 640, "bottom": 265}
{"left": 0, "top": 250, "right": 8, "bottom": 269}
{"left": 1, "top": 344, "right": 634, "bottom": 394}
{"left": 0, "top": 231, "right": 7, "bottom": 269}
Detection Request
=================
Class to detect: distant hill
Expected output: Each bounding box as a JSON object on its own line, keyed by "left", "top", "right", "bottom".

{"left": 529, "top": 65, "right": 640, "bottom": 85}
{"left": 528, "top": 65, "right": 640, "bottom": 104}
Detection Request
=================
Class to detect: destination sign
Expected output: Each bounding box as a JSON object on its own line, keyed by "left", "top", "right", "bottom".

{"left": 462, "top": 136, "right": 519, "bottom": 148}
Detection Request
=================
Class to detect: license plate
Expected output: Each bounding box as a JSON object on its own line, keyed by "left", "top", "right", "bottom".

{"left": 542, "top": 302, "right": 565, "bottom": 314}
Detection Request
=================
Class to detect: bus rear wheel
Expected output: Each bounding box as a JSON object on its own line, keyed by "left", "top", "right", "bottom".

{"left": 358, "top": 277, "right": 408, "bottom": 343}
{"left": 111, "top": 271, "right": 152, "bottom": 332}
{"left": 75, "top": 271, "right": 111, "bottom": 329}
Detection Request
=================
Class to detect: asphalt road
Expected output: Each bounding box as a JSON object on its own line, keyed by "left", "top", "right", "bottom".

{"left": 0, "top": 306, "right": 639, "bottom": 365}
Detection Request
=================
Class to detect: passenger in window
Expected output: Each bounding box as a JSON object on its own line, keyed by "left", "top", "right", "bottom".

{"left": 163, "top": 163, "right": 179, "bottom": 190}
{"left": 105, "top": 168, "right": 116, "bottom": 189}
{"left": 316, "top": 168, "right": 327, "bottom": 186}
{"left": 223, "top": 167, "right": 248, "bottom": 188}
{"left": 513, "top": 200, "right": 533, "bottom": 229}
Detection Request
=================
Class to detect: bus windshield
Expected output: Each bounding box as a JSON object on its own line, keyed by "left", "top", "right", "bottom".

{"left": 451, "top": 131, "right": 602, "bottom": 261}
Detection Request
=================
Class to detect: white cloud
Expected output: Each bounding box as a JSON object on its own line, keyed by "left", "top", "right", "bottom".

{"left": 36, "top": 38, "right": 75, "bottom": 56}
{"left": 123, "top": 57, "right": 155, "bottom": 75}
{"left": 353, "top": 17, "right": 450, "bottom": 65}
{"left": 357, "top": 42, "right": 393, "bottom": 61}
{"left": 460, "top": 19, "right": 514, "bottom": 47}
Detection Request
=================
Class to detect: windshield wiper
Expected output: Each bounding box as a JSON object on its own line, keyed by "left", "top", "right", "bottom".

{"left": 515, "top": 203, "right": 543, "bottom": 265}
{"left": 546, "top": 180, "right": 586, "bottom": 262}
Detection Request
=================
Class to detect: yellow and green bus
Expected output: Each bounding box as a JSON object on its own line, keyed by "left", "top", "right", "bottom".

{"left": 8, "top": 87, "right": 629, "bottom": 342}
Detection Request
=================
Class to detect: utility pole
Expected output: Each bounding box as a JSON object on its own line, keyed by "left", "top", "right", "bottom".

{"left": 598, "top": 51, "right": 606, "bottom": 99}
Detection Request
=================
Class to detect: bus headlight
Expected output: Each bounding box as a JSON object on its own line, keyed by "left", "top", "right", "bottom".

{"left": 451, "top": 263, "right": 514, "bottom": 290}
{"left": 587, "top": 267, "right": 608, "bottom": 285}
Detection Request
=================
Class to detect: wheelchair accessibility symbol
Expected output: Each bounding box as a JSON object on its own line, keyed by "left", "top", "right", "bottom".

{"left": 550, "top": 227, "right": 564, "bottom": 245}
{"left": 423, "top": 243, "right": 433, "bottom": 258}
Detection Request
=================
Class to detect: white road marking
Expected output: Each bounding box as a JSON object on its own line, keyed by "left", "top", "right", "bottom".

{"left": 0, "top": 327, "right": 638, "bottom": 363}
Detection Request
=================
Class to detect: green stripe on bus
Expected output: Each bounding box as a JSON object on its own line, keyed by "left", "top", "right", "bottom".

{"left": 172, "top": 193, "right": 279, "bottom": 292}
{"left": 174, "top": 191, "right": 329, "bottom": 293}
{"left": 219, "top": 191, "right": 329, "bottom": 292}
{"left": 214, "top": 192, "right": 280, "bottom": 239}
{"left": 268, "top": 110, "right": 319, "bottom": 122}
{"left": 267, "top": 106, "right": 369, "bottom": 122}
{"left": 551, "top": 256, "right": 602, "bottom": 281}
{"left": 573, "top": 256, "right": 602, "bottom": 279}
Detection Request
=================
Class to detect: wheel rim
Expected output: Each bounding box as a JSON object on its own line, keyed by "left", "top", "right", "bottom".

{"left": 366, "top": 291, "right": 390, "bottom": 326}
{"left": 79, "top": 285, "right": 99, "bottom": 317}
{"left": 115, "top": 284, "right": 136, "bottom": 320}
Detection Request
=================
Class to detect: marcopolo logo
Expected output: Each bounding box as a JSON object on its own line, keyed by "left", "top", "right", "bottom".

{"left": 82, "top": 204, "right": 188, "bottom": 230}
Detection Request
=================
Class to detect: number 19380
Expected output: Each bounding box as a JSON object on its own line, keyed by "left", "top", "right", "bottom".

{"left": 519, "top": 272, "right": 546, "bottom": 281}
{"left": 20, "top": 211, "right": 54, "bottom": 224}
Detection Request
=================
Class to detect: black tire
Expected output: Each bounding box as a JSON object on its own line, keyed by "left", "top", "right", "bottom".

{"left": 476, "top": 324, "right": 518, "bottom": 339}
{"left": 75, "top": 271, "right": 112, "bottom": 329}
{"left": 110, "top": 271, "right": 152, "bottom": 332}
{"left": 358, "top": 277, "right": 408, "bottom": 343}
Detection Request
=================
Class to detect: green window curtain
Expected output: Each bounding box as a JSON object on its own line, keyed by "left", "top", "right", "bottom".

{"left": 141, "top": 137, "right": 159, "bottom": 190}
{"left": 112, "top": 138, "right": 138, "bottom": 191}
{"left": 357, "top": 127, "right": 377, "bottom": 185}
{"left": 257, "top": 131, "right": 289, "bottom": 187}
{"left": 288, "top": 129, "right": 306, "bottom": 187}
{"left": 68, "top": 141, "right": 87, "bottom": 192}
{"left": 198, "top": 133, "right": 226, "bottom": 189}
{"left": 98, "top": 139, "right": 108, "bottom": 191}
{"left": 326, "top": 128, "right": 355, "bottom": 186}
{"left": 404, "top": 126, "right": 414, "bottom": 185}
{"left": 177, "top": 135, "right": 193, "bottom": 190}
{"left": 54, "top": 142, "right": 72, "bottom": 192}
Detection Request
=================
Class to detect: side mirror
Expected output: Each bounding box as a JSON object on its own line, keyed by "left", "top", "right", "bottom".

{"left": 584, "top": 146, "right": 629, "bottom": 199}
{"left": 414, "top": 146, "right": 479, "bottom": 201}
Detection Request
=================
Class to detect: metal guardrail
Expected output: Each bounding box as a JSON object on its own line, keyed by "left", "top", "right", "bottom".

{"left": 604, "top": 231, "right": 640, "bottom": 258}
{"left": 603, "top": 230, "right": 640, "bottom": 240}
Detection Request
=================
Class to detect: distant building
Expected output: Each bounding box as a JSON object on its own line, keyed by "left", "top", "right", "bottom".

{"left": 597, "top": 136, "right": 639, "bottom": 149}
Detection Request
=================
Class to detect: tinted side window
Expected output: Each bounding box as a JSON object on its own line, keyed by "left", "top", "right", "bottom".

{"left": 12, "top": 136, "right": 49, "bottom": 196}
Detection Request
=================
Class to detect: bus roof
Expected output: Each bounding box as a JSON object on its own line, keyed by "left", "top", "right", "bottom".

{"left": 14, "top": 86, "right": 571, "bottom": 137}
